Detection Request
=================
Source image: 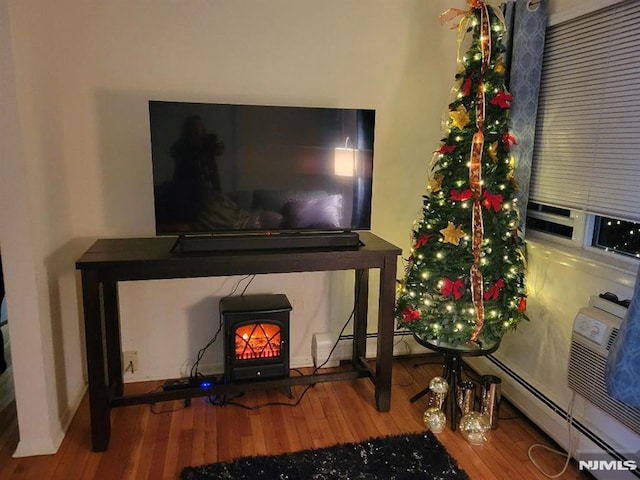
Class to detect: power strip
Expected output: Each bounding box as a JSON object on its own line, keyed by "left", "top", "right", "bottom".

{"left": 162, "top": 376, "right": 218, "bottom": 391}
{"left": 162, "top": 378, "right": 192, "bottom": 390}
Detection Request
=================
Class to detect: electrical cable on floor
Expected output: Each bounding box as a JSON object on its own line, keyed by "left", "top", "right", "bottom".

{"left": 527, "top": 392, "right": 576, "bottom": 478}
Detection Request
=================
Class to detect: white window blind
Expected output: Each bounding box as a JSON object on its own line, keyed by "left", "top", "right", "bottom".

{"left": 530, "top": 0, "right": 640, "bottom": 223}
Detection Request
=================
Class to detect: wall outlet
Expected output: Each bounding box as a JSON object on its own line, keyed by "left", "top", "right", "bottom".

{"left": 122, "top": 351, "right": 138, "bottom": 374}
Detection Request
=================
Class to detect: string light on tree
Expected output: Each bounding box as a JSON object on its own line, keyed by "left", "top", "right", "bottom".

{"left": 396, "top": 0, "right": 528, "bottom": 348}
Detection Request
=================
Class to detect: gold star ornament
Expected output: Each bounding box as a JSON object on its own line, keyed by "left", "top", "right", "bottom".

{"left": 507, "top": 155, "right": 519, "bottom": 189}
{"left": 440, "top": 221, "right": 466, "bottom": 245}
{"left": 427, "top": 174, "right": 444, "bottom": 195}
{"left": 449, "top": 105, "right": 470, "bottom": 130}
{"left": 487, "top": 141, "right": 498, "bottom": 162}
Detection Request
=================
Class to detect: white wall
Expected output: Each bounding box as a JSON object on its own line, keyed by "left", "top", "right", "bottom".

{"left": 494, "top": 236, "right": 636, "bottom": 406}
{"left": 0, "top": 0, "right": 86, "bottom": 456}
{"left": 1, "top": 0, "right": 456, "bottom": 455}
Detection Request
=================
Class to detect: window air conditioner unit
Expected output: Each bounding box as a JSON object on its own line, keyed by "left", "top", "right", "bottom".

{"left": 567, "top": 296, "right": 640, "bottom": 436}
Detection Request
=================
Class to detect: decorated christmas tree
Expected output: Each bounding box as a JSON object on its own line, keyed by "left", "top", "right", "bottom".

{"left": 396, "top": 0, "right": 527, "bottom": 349}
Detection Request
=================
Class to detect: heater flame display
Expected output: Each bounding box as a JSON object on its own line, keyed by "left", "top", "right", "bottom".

{"left": 234, "top": 323, "right": 282, "bottom": 360}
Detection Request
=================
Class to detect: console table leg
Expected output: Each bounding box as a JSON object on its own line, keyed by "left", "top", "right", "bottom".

{"left": 353, "top": 269, "right": 369, "bottom": 364}
{"left": 81, "top": 271, "right": 111, "bottom": 451}
{"left": 374, "top": 256, "right": 396, "bottom": 411}
{"left": 103, "top": 281, "right": 123, "bottom": 397}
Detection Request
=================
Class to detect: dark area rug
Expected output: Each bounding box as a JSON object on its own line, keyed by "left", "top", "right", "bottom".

{"left": 180, "top": 431, "right": 470, "bottom": 480}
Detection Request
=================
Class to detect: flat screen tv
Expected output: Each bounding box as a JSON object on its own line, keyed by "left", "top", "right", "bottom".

{"left": 149, "top": 101, "right": 375, "bottom": 239}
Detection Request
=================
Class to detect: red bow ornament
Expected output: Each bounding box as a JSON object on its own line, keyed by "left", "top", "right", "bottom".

{"left": 483, "top": 279, "right": 505, "bottom": 300}
{"left": 450, "top": 189, "right": 473, "bottom": 201}
{"left": 482, "top": 190, "right": 503, "bottom": 212}
{"left": 463, "top": 76, "right": 473, "bottom": 97}
{"left": 503, "top": 132, "right": 517, "bottom": 149}
{"left": 441, "top": 278, "right": 464, "bottom": 300}
{"left": 415, "top": 234, "right": 432, "bottom": 249}
{"left": 402, "top": 305, "right": 421, "bottom": 323}
{"left": 518, "top": 296, "right": 527, "bottom": 312}
{"left": 489, "top": 90, "right": 512, "bottom": 108}
{"left": 435, "top": 144, "right": 456, "bottom": 155}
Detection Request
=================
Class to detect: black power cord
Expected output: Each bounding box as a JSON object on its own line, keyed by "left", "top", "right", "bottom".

{"left": 189, "top": 275, "right": 256, "bottom": 383}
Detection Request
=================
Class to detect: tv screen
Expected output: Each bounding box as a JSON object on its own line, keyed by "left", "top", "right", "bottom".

{"left": 149, "top": 101, "right": 375, "bottom": 236}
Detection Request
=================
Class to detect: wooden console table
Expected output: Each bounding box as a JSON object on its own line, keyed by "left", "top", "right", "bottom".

{"left": 76, "top": 232, "right": 401, "bottom": 451}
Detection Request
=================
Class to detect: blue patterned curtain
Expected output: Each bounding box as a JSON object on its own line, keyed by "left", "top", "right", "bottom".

{"left": 606, "top": 268, "right": 640, "bottom": 408}
{"left": 500, "top": 0, "right": 548, "bottom": 232}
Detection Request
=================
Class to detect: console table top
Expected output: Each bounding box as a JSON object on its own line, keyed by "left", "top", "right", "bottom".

{"left": 75, "top": 231, "right": 402, "bottom": 280}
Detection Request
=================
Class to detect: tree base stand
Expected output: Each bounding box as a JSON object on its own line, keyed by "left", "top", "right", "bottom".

{"left": 410, "top": 335, "right": 500, "bottom": 430}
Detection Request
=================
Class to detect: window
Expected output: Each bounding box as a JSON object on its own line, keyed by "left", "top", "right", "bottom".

{"left": 526, "top": 204, "right": 640, "bottom": 259}
{"left": 592, "top": 217, "right": 640, "bottom": 258}
{"left": 526, "top": 203, "right": 573, "bottom": 240}
{"left": 528, "top": 0, "right": 640, "bottom": 258}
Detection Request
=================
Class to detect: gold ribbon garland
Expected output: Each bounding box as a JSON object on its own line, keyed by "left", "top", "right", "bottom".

{"left": 440, "top": 0, "right": 505, "bottom": 65}
{"left": 469, "top": 2, "right": 492, "bottom": 342}
{"left": 440, "top": 0, "right": 506, "bottom": 342}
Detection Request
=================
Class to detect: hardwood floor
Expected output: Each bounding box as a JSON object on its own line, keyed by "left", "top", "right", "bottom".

{"left": 0, "top": 357, "right": 593, "bottom": 480}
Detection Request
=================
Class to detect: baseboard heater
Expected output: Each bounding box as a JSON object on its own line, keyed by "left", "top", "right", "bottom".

{"left": 312, "top": 330, "right": 417, "bottom": 368}
{"left": 484, "top": 354, "right": 639, "bottom": 478}
{"left": 471, "top": 295, "right": 640, "bottom": 480}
